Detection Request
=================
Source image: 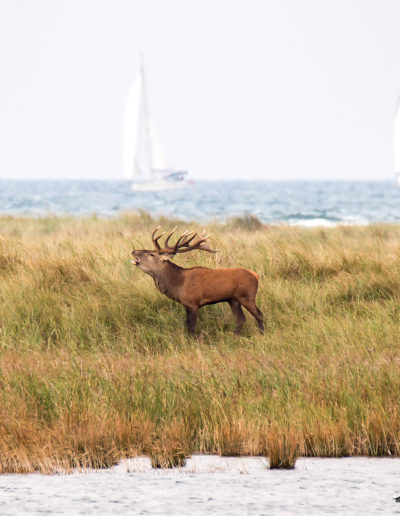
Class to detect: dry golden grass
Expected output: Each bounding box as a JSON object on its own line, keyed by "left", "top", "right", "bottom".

{"left": 0, "top": 212, "right": 400, "bottom": 471}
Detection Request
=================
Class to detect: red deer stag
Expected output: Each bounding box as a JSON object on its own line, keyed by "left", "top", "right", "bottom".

{"left": 131, "top": 227, "right": 264, "bottom": 335}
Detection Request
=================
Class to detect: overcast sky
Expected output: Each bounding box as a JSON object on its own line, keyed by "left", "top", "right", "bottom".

{"left": 1, "top": 0, "right": 400, "bottom": 181}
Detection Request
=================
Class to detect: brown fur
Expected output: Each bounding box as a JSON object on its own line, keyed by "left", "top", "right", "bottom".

{"left": 131, "top": 250, "right": 264, "bottom": 335}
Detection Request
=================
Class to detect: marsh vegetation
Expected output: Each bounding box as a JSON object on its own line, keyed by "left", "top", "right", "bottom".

{"left": 0, "top": 213, "right": 399, "bottom": 472}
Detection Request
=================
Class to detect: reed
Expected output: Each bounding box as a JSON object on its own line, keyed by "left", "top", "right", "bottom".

{"left": 1, "top": 212, "right": 400, "bottom": 472}
{"left": 264, "top": 424, "right": 302, "bottom": 469}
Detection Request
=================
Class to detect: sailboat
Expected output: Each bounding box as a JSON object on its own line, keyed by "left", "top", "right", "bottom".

{"left": 394, "top": 98, "right": 400, "bottom": 186}
{"left": 123, "top": 58, "right": 191, "bottom": 191}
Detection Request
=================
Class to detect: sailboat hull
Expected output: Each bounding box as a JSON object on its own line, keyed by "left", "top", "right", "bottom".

{"left": 131, "top": 179, "right": 192, "bottom": 192}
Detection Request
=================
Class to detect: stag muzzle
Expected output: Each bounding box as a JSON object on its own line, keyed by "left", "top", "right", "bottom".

{"left": 131, "top": 251, "right": 140, "bottom": 265}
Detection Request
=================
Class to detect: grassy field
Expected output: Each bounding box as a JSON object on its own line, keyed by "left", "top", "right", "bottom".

{"left": 0, "top": 212, "right": 400, "bottom": 472}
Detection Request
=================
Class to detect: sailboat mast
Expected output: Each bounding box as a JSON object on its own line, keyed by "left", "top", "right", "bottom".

{"left": 140, "top": 55, "right": 154, "bottom": 177}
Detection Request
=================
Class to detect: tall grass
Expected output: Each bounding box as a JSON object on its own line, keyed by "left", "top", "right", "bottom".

{"left": 1, "top": 213, "right": 400, "bottom": 471}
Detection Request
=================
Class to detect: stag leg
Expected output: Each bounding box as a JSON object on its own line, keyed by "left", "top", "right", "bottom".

{"left": 240, "top": 299, "right": 264, "bottom": 334}
{"left": 228, "top": 299, "right": 246, "bottom": 335}
{"left": 185, "top": 306, "right": 198, "bottom": 336}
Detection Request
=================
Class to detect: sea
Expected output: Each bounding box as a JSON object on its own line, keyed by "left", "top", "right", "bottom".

{"left": 2, "top": 179, "right": 400, "bottom": 515}
{"left": 1, "top": 456, "right": 400, "bottom": 515}
{"left": 1, "top": 180, "right": 400, "bottom": 225}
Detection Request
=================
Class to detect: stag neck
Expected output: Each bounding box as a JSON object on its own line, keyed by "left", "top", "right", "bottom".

{"left": 146, "top": 258, "right": 182, "bottom": 282}
{"left": 150, "top": 259, "right": 185, "bottom": 302}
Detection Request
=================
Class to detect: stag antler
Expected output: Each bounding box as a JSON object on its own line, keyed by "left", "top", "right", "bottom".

{"left": 151, "top": 227, "right": 217, "bottom": 255}
{"left": 151, "top": 226, "right": 165, "bottom": 250}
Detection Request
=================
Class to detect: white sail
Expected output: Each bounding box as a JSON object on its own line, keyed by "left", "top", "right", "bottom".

{"left": 123, "top": 56, "right": 191, "bottom": 191}
{"left": 149, "top": 116, "right": 168, "bottom": 170}
{"left": 123, "top": 75, "right": 142, "bottom": 179}
{"left": 394, "top": 99, "right": 400, "bottom": 174}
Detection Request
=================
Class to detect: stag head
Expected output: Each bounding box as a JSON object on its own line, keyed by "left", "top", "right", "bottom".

{"left": 131, "top": 227, "right": 216, "bottom": 274}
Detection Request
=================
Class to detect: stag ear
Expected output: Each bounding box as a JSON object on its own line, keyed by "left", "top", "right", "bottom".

{"left": 159, "top": 253, "right": 174, "bottom": 261}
